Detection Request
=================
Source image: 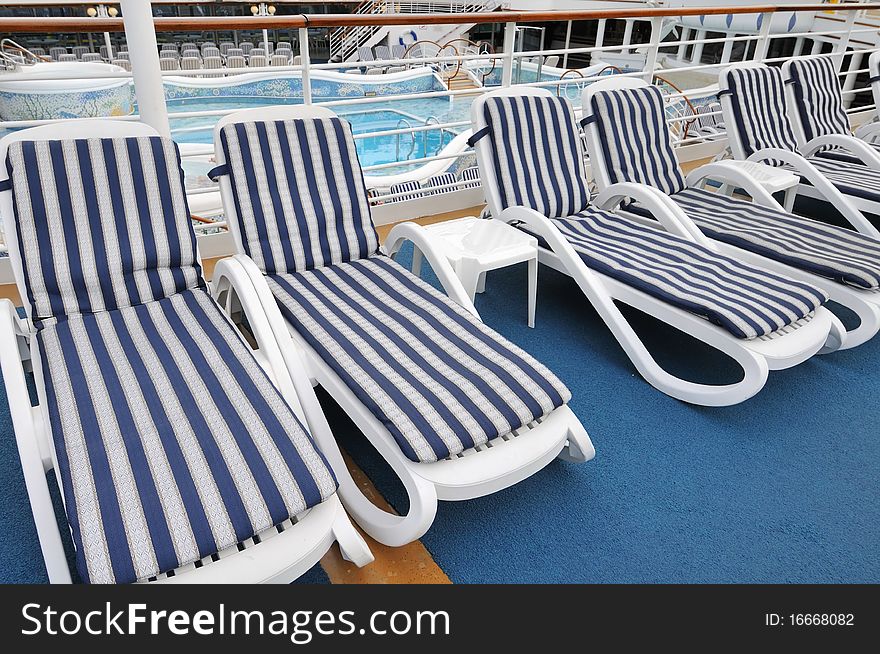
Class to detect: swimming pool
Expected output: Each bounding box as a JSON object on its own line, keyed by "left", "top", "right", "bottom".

{"left": 169, "top": 95, "right": 473, "bottom": 171}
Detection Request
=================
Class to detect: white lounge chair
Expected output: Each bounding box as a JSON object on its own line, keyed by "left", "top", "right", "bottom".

{"left": 719, "top": 62, "right": 880, "bottom": 235}
{"left": 471, "top": 87, "right": 838, "bottom": 406}
{"left": 211, "top": 105, "right": 594, "bottom": 546}
{"left": 782, "top": 56, "right": 880, "bottom": 167}
{"left": 159, "top": 57, "right": 179, "bottom": 72}
{"left": 180, "top": 56, "right": 201, "bottom": 73}
{"left": 227, "top": 55, "right": 247, "bottom": 72}
{"left": 582, "top": 77, "right": 880, "bottom": 350}
{"left": 0, "top": 119, "right": 372, "bottom": 584}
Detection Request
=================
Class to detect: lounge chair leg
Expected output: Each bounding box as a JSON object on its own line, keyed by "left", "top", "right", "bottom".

{"left": 555, "top": 406, "right": 596, "bottom": 463}
{"left": 822, "top": 287, "right": 880, "bottom": 351}
{"left": 332, "top": 508, "right": 374, "bottom": 567}
{"left": 411, "top": 246, "right": 423, "bottom": 277}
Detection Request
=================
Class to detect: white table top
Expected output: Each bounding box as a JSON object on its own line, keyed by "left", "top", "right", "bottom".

{"left": 422, "top": 217, "right": 538, "bottom": 266}
{"left": 722, "top": 160, "right": 800, "bottom": 192}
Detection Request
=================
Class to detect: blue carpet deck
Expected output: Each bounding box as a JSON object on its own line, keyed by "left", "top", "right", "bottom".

{"left": 2, "top": 245, "right": 878, "bottom": 583}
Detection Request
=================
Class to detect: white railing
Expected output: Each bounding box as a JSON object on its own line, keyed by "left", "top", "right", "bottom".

{"left": 0, "top": 2, "right": 878, "bottom": 231}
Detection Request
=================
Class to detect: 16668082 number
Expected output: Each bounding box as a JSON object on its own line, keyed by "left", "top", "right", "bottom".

{"left": 765, "top": 613, "right": 855, "bottom": 627}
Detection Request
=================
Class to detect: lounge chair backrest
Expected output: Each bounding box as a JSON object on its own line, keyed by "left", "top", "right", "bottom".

{"left": 587, "top": 85, "right": 687, "bottom": 196}
{"left": 159, "top": 57, "right": 179, "bottom": 71}
{"left": 4, "top": 136, "right": 203, "bottom": 325}
{"left": 459, "top": 165, "right": 481, "bottom": 187}
{"left": 427, "top": 172, "right": 456, "bottom": 194}
{"left": 218, "top": 117, "right": 379, "bottom": 274}
{"left": 479, "top": 94, "right": 591, "bottom": 218}
{"left": 390, "top": 180, "right": 424, "bottom": 202}
{"left": 784, "top": 56, "right": 850, "bottom": 141}
{"left": 720, "top": 64, "right": 800, "bottom": 159}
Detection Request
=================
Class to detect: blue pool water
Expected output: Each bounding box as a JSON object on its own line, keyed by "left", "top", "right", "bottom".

{"left": 169, "top": 95, "right": 473, "bottom": 171}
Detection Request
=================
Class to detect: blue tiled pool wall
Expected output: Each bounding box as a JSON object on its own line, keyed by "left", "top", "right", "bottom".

{"left": 0, "top": 69, "right": 444, "bottom": 122}
{"left": 164, "top": 69, "right": 446, "bottom": 102}
{"left": 0, "top": 83, "right": 134, "bottom": 121}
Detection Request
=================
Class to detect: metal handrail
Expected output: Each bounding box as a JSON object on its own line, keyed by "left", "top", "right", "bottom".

{"left": 394, "top": 118, "right": 416, "bottom": 161}
{"left": 2, "top": 4, "right": 880, "bottom": 34}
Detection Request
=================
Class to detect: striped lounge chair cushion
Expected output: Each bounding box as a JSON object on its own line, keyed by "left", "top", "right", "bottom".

{"left": 267, "top": 255, "right": 571, "bottom": 463}
{"left": 660, "top": 188, "right": 880, "bottom": 290}
{"left": 722, "top": 65, "right": 801, "bottom": 164}
{"left": 784, "top": 57, "right": 880, "bottom": 164}
{"left": 587, "top": 86, "right": 687, "bottom": 196}
{"left": 526, "top": 208, "right": 827, "bottom": 340}
{"left": 389, "top": 180, "right": 424, "bottom": 202}
{"left": 779, "top": 156, "right": 880, "bottom": 202}
{"left": 785, "top": 57, "right": 850, "bottom": 143}
{"left": 721, "top": 65, "right": 880, "bottom": 200}
{"left": 5, "top": 137, "right": 203, "bottom": 327}
{"left": 5, "top": 135, "right": 337, "bottom": 583}
{"left": 482, "top": 94, "right": 592, "bottom": 218}
{"left": 37, "top": 288, "right": 337, "bottom": 584}
{"left": 219, "top": 118, "right": 379, "bottom": 274}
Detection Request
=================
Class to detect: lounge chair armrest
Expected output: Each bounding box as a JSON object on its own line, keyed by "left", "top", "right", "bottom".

{"left": 685, "top": 161, "right": 785, "bottom": 210}
{"left": 854, "top": 121, "right": 880, "bottom": 143}
{"left": 382, "top": 221, "right": 480, "bottom": 318}
{"left": 801, "top": 134, "right": 880, "bottom": 169}
{"left": 211, "top": 255, "right": 314, "bottom": 408}
{"left": 593, "top": 182, "right": 714, "bottom": 248}
{"left": 0, "top": 299, "right": 70, "bottom": 582}
{"left": 747, "top": 148, "right": 880, "bottom": 238}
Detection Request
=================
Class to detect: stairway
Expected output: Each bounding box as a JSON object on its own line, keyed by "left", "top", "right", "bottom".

{"left": 329, "top": 0, "right": 504, "bottom": 63}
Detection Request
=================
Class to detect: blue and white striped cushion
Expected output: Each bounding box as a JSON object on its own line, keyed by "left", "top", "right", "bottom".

{"left": 665, "top": 188, "right": 880, "bottom": 290}
{"left": 722, "top": 65, "right": 800, "bottom": 162}
{"left": 813, "top": 140, "right": 880, "bottom": 165}
{"left": 786, "top": 57, "right": 850, "bottom": 142}
{"left": 6, "top": 137, "right": 203, "bottom": 325}
{"left": 426, "top": 172, "right": 456, "bottom": 195}
{"left": 219, "top": 118, "right": 379, "bottom": 274}
{"left": 266, "top": 255, "right": 571, "bottom": 463}
{"left": 460, "top": 166, "right": 481, "bottom": 188}
{"left": 780, "top": 156, "right": 880, "bottom": 202}
{"left": 483, "top": 95, "right": 591, "bottom": 218}
{"left": 588, "top": 86, "right": 687, "bottom": 195}
{"left": 528, "top": 208, "right": 827, "bottom": 339}
{"left": 38, "top": 288, "right": 337, "bottom": 584}
{"left": 389, "top": 180, "right": 424, "bottom": 202}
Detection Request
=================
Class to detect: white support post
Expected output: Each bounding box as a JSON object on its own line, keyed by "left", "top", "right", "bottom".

{"left": 753, "top": 12, "right": 773, "bottom": 62}
{"left": 792, "top": 36, "right": 805, "bottom": 58}
{"left": 595, "top": 18, "right": 606, "bottom": 49}
{"left": 677, "top": 27, "right": 690, "bottom": 60}
{"left": 841, "top": 50, "right": 864, "bottom": 110}
{"left": 810, "top": 39, "right": 824, "bottom": 56}
{"left": 833, "top": 9, "right": 858, "bottom": 72}
{"left": 501, "top": 21, "right": 516, "bottom": 87}
{"left": 562, "top": 19, "right": 572, "bottom": 69}
{"left": 720, "top": 35, "right": 734, "bottom": 64}
{"left": 621, "top": 19, "right": 634, "bottom": 54}
{"left": 299, "top": 27, "right": 312, "bottom": 105}
{"left": 120, "top": 0, "right": 170, "bottom": 136}
{"left": 643, "top": 17, "right": 663, "bottom": 83}
{"left": 691, "top": 29, "right": 706, "bottom": 64}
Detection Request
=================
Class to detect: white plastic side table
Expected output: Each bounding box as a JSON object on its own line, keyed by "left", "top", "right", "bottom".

{"left": 714, "top": 160, "right": 800, "bottom": 212}
{"left": 411, "top": 217, "right": 539, "bottom": 327}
